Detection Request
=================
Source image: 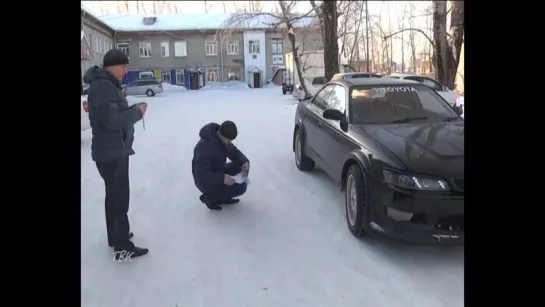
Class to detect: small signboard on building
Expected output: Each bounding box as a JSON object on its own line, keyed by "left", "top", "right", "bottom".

{"left": 272, "top": 55, "right": 284, "bottom": 64}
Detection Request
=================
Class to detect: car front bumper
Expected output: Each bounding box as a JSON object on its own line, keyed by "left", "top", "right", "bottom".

{"left": 369, "top": 181, "right": 464, "bottom": 245}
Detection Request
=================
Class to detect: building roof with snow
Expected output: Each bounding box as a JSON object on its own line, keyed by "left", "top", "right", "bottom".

{"left": 96, "top": 13, "right": 316, "bottom": 32}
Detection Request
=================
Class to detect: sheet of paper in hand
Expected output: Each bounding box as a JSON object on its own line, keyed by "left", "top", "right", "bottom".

{"left": 232, "top": 172, "right": 249, "bottom": 184}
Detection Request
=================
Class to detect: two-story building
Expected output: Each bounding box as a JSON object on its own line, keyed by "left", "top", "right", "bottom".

{"left": 81, "top": 7, "right": 115, "bottom": 81}
{"left": 94, "top": 13, "right": 323, "bottom": 88}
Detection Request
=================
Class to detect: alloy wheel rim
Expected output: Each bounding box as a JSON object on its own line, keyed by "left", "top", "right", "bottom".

{"left": 347, "top": 175, "right": 358, "bottom": 226}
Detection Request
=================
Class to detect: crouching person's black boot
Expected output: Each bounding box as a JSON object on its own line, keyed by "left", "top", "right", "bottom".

{"left": 199, "top": 194, "right": 223, "bottom": 211}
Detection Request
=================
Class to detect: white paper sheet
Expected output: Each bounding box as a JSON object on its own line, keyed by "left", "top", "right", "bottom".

{"left": 231, "top": 172, "right": 248, "bottom": 184}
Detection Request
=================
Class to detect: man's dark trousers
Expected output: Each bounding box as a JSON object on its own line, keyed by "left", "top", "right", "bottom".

{"left": 96, "top": 157, "right": 134, "bottom": 250}
{"left": 207, "top": 162, "right": 247, "bottom": 201}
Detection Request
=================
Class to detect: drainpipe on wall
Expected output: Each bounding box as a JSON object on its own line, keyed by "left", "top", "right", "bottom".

{"left": 220, "top": 41, "right": 224, "bottom": 82}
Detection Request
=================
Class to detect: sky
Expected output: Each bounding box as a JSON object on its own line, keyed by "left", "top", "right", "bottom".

{"left": 81, "top": 1, "right": 432, "bottom": 64}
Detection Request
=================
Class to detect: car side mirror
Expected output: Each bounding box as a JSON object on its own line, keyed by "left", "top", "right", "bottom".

{"left": 323, "top": 109, "right": 344, "bottom": 121}
{"left": 442, "top": 85, "right": 450, "bottom": 91}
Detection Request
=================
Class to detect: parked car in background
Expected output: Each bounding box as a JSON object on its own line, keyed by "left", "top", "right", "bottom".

{"left": 292, "top": 78, "right": 464, "bottom": 244}
{"left": 292, "top": 76, "right": 327, "bottom": 101}
{"left": 81, "top": 96, "right": 90, "bottom": 131}
{"left": 123, "top": 79, "right": 163, "bottom": 97}
{"left": 331, "top": 72, "right": 382, "bottom": 81}
{"left": 383, "top": 74, "right": 460, "bottom": 113}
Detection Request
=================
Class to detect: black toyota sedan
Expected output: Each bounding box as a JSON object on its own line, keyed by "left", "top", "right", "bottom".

{"left": 293, "top": 78, "right": 464, "bottom": 245}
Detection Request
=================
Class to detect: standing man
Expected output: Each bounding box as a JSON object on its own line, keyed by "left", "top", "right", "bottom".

{"left": 84, "top": 49, "right": 149, "bottom": 259}
{"left": 192, "top": 121, "right": 250, "bottom": 211}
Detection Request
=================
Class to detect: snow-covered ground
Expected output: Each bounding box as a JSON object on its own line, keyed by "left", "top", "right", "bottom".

{"left": 81, "top": 87, "right": 464, "bottom": 307}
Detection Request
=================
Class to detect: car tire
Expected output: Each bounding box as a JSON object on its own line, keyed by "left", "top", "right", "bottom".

{"left": 146, "top": 89, "right": 155, "bottom": 97}
{"left": 345, "top": 164, "right": 370, "bottom": 237}
{"left": 294, "top": 128, "right": 315, "bottom": 171}
{"left": 282, "top": 90, "right": 286, "bottom": 95}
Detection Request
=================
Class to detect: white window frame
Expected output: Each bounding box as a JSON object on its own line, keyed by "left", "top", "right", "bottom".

{"left": 205, "top": 41, "right": 218, "bottom": 56}
{"left": 249, "top": 40, "right": 260, "bottom": 54}
{"left": 175, "top": 69, "right": 185, "bottom": 85}
{"left": 227, "top": 40, "right": 239, "bottom": 55}
{"left": 95, "top": 38, "right": 99, "bottom": 53}
{"left": 174, "top": 41, "right": 187, "bottom": 57}
{"left": 116, "top": 43, "right": 130, "bottom": 58}
{"left": 206, "top": 68, "right": 220, "bottom": 83}
{"left": 162, "top": 70, "right": 171, "bottom": 84}
{"left": 139, "top": 42, "right": 152, "bottom": 58}
{"left": 227, "top": 67, "right": 241, "bottom": 80}
{"left": 271, "top": 40, "right": 283, "bottom": 54}
{"left": 103, "top": 41, "right": 107, "bottom": 53}
{"left": 161, "top": 42, "right": 170, "bottom": 57}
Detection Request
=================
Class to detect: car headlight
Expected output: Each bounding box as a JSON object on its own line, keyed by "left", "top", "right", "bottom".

{"left": 383, "top": 169, "right": 450, "bottom": 191}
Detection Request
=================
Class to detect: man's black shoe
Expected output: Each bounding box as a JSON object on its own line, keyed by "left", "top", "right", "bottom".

{"left": 113, "top": 246, "right": 149, "bottom": 261}
{"left": 223, "top": 198, "right": 240, "bottom": 205}
{"left": 109, "top": 232, "right": 134, "bottom": 247}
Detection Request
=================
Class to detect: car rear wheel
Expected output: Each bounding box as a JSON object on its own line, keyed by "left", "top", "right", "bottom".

{"left": 294, "top": 128, "right": 315, "bottom": 171}
{"left": 146, "top": 89, "right": 155, "bottom": 97}
{"left": 345, "top": 164, "right": 370, "bottom": 237}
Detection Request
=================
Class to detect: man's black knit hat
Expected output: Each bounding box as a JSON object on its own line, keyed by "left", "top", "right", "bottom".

{"left": 103, "top": 49, "right": 129, "bottom": 67}
{"left": 219, "top": 121, "right": 238, "bottom": 140}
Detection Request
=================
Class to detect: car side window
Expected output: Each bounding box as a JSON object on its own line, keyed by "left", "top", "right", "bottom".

{"left": 129, "top": 81, "right": 139, "bottom": 87}
{"left": 312, "top": 77, "right": 327, "bottom": 85}
{"left": 311, "top": 84, "right": 335, "bottom": 110}
{"left": 421, "top": 78, "right": 444, "bottom": 91}
{"left": 325, "top": 85, "right": 346, "bottom": 113}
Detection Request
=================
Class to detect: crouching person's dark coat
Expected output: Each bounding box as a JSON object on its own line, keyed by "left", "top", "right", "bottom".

{"left": 192, "top": 123, "right": 249, "bottom": 193}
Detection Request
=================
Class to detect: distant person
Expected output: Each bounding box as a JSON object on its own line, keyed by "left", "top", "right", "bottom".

{"left": 84, "top": 49, "right": 149, "bottom": 259}
{"left": 192, "top": 121, "right": 250, "bottom": 211}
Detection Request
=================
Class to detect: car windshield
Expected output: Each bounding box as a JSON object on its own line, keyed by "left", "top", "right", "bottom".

{"left": 349, "top": 84, "right": 460, "bottom": 124}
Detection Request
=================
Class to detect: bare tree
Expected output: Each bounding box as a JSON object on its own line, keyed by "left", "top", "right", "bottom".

{"left": 381, "top": 1, "right": 463, "bottom": 88}
{"left": 337, "top": 1, "right": 364, "bottom": 70}
{"left": 310, "top": 0, "right": 339, "bottom": 81}
{"left": 407, "top": 2, "right": 417, "bottom": 73}
{"left": 218, "top": 0, "right": 317, "bottom": 95}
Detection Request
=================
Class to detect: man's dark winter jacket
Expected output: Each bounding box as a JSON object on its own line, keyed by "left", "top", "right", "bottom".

{"left": 192, "top": 123, "right": 249, "bottom": 193}
{"left": 84, "top": 66, "right": 143, "bottom": 162}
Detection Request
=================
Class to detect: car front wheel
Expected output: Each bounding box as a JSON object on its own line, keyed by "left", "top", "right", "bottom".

{"left": 294, "top": 128, "right": 315, "bottom": 171}
{"left": 345, "top": 164, "right": 370, "bottom": 237}
{"left": 146, "top": 89, "right": 155, "bottom": 97}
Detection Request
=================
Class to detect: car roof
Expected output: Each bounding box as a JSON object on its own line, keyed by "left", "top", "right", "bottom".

{"left": 331, "top": 78, "right": 420, "bottom": 87}
{"left": 385, "top": 73, "right": 432, "bottom": 78}
{"left": 336, "top": 72, "right": 377, "bottom": 76}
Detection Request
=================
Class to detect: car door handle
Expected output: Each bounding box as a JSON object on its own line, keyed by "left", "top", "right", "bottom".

{"left": 317, "top": 121, "right": 322, "bottom": 128}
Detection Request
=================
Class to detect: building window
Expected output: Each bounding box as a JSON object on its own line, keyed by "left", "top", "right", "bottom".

{"left": 228, "top": 67, "right": 240, "bottom": 80}
{"left": 162, "top": 70, "right": 171, "bottom": 84}
{"left": 174, "top": 41, "right": 187, "bottom": 57}
{"left": 89, "top": 34, "right": 93, "bottom": 51}
{"left": 139, "top": 42, "right": 152, "bottom": 58}
{"left": 117, "top": 43, "right": 130, "bottom": 57}
{"left": 161, "top": 42, "right": 169, "bottom": 57}
{"left": 206, "top": 68, "right": 219, "bottom": 82}
{"left": 175, "top": 69, "right": 185, "bottom": 85}
{"left": 249, "top": 40, "right": 260, "bottom": 54}
{"left": 271, "top": 39, "right": 283, "bottom": 54}
{"left": 95, "top": 38, "right": 99, "bottom": 53}
{"left": 205, "top": 41, "right": 218, "bottom": 56}
{"left": 103, "top": 41, "right": 108, "bottom": 53}
{"left": 227, "top": 41, "right": 239, "bottom": 55}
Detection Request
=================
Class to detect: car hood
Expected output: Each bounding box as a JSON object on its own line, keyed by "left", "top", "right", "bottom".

{"left": 351, "top": 122, "right": 464, "bottom": 177}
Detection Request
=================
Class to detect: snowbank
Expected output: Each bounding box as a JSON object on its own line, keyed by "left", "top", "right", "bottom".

{"left": 162, "top": 83, "right": 187, "bottom": 92}
{"left": 264, "top": 82, "right": 280, "bottom": 89}
{"left": 201, "top": 81, "right": 250, "bottom": 90}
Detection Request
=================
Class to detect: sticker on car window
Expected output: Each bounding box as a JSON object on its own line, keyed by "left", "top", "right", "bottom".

{"left": 352, "top": 86, "right": 417, "bottom": 99}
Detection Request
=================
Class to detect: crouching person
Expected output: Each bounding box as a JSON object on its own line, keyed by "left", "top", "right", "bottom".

{"left": 192, "top": 121, "right": 250, "bottom": 211}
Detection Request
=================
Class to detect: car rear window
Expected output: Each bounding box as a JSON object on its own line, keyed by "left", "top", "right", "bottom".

{"left": 349, "top": 84, "right": 459, "bottom": 124}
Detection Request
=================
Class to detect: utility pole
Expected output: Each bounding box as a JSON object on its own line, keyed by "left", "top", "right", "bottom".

{"left": 365, "top": 1, "right": 370, "bottom": 72}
